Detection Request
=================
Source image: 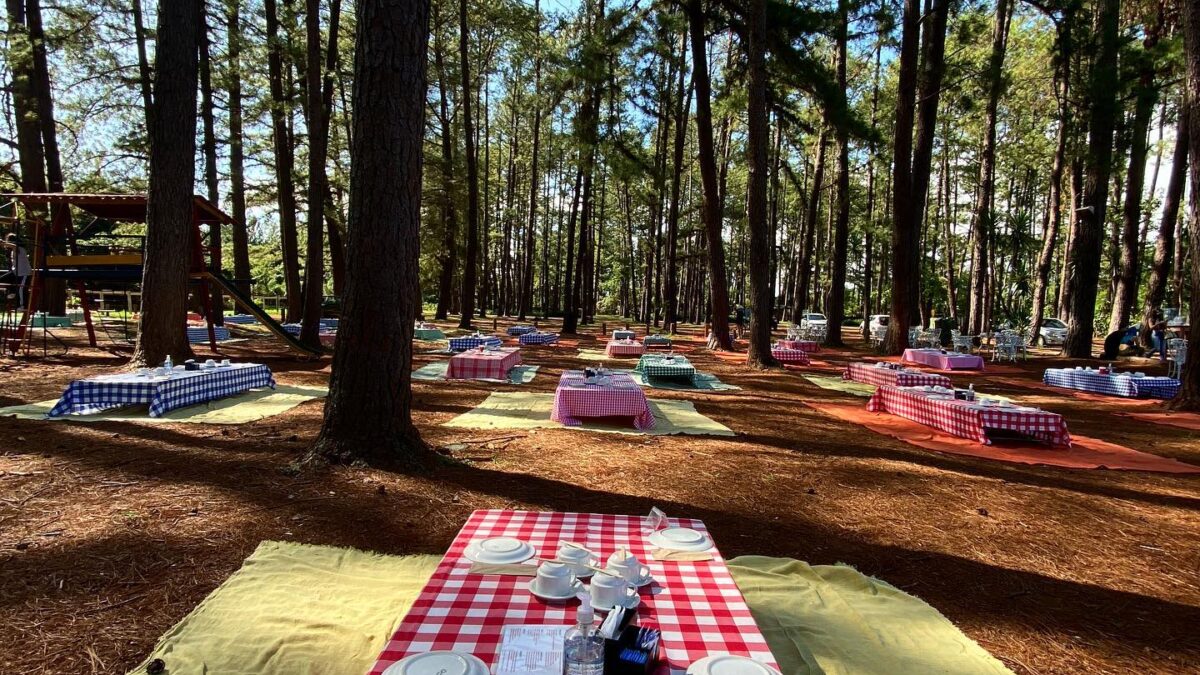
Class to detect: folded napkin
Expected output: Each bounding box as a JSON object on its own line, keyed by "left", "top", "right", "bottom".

{"left": 651, "top": 548, "right": 715, "bottom": 562}
{"left": 467, "top": 562, "right": 537, "bottom": 576}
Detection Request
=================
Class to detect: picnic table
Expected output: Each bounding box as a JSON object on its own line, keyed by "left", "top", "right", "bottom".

{"left": 845, "top": 362, "right": 952, "bottom": 388}
{"left": 48, "top": 363, "right": 275, "bottom": 418}
{"left": 507, "top": 325, "right": 536, "bottom": 336}
{"left": 446, "top": 346, "right": 522, "bottom": 380}
{"left": 777, "top": 339, "right": 819, "bottom": 352}
{"left": 222, "top": 314, "right": 257, "bottom": 325}
{"left": 606, "top": 338, "right": 646, "bottom": 357}
{"left": 368, "top": 509, "right": 778, "bottom": 675}
{"left": 1043, "top": 368, "right": 1179, "bottom": 399}
{"left": 771, "top": 344, "right": 810, "bottom": 364}
{"left": 449, "top": 334, "right": 504, "bottom": 352}
{"left": 867, "top": 384, "right": 1070, "bottom": 447}
{"left": 902, "top": 348, "right": 985, "bottom": 370}
{"left": 551, "top": 370, "right": 654, "bottom": 429}
{"left": 613, "top": 329, "right": 636, "bottom": 340}
{"left": 517, "top": 330, "right": 559, "bottom": 345}
{"left": 186, "top": 325, "right": 231, "bottom": 343}
{"left": 643, "top": 334, "right": 673, "bottom": 349}
{"left": 413, "top": 323, "right": 445, "bottom": 341}
{"left": 634, "top": 353, "right": 696, "bottom": 382}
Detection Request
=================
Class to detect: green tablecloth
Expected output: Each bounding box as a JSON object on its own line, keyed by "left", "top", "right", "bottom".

{"left": 30, "top": 315, "right": 73, "bottom": 327}
{"left": 413, "top": 328, "right": 445, "bottom": 341}
{"left": 634, "top": 354, "right": 696, "bottom": 380}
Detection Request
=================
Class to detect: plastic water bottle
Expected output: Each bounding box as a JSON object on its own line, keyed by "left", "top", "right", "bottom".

{"left": 968, "top": 383, "right": 975, "bottom": 401}
{"left": 563, "top": 594, "right": 605, "bottom": 675}
{"left": 165, "top": 355, "right": 173, "bottom": 371}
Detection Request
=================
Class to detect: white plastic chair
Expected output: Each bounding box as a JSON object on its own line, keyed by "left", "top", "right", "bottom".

{"left": 1167, "top": 339, "right": 1187, "bottom": 379}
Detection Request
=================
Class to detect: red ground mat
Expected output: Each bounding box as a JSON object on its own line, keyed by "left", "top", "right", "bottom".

{"left": 805, "top": 401, "right": 1200, "bottom": 474}
{"left": 990, "top": 377, "right": 1163, "bottom": 406}
{"left": 1117, "top": 411, "right": 1200, "bottom": 431}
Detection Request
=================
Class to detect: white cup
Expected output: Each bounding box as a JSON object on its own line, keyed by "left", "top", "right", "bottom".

{"left": 221, "top": 359, "right": 231, "bottom": 366}
{"left": 556, "top": 544, "right": 593, "bottom": 575}
{"left": 606, "top": 551, "right": 650, "bottom": 583}
{"left": 205, "top": 359, "right": 216, "bottom": 368}
{"left": 534, "top": 561, "right": 576, "bottom": 596}
{"left": 590, "top": 572, "right": 637, "bottom": 609}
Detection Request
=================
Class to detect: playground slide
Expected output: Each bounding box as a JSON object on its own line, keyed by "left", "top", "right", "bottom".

{"left": 203, "top": 271, "right": 322, "bottom": 356}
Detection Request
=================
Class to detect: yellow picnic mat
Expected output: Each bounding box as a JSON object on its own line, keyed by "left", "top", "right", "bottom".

{"left": 576, "top": 348, "right": 611, "bottom": 361}
{"left": 128, "top": 541, "right": 439, "bottom": 675}
{"left": 443, "top": 391, "right": 735, "bottom": 436}
{"left": 0, "top": 385, "right": 326, "bottom": 425}
{"left": 728, "top": 556, "right": 1013, "bottom": 675}
{"left": 802, "top": 374, "right": 877, "bottom": 397}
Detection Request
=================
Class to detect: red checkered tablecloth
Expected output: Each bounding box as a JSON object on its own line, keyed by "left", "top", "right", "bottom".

{"left": 446, "top": 347, "right": 522, "bottom": 380}
{"left": 606, "top": 339, "right": 647, "bottom": 357}
{"left": 867, "top": 385, "right": 1071, "bottom": 447}
{"left": 776, "top": 339, "right": 819, "bottom": 352}
{"left": 770, "top": 346, "right": 810, "bottom": 364}
{"left": 845, "top": 362, "right": 952, "bottom": 388}
{"left": 368, "top": 509, "right": 778, "bottom": 675}
{"left": 551, "top": 370, "right": 655, "bottom": 429}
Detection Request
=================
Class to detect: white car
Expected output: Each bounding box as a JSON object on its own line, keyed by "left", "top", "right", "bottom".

{"left": 868, "top": 314, "right": 889, "bottom": 332}
{"left": 800, "top": 313, "right": 827, "bottom": 330}
{"left": 1037, "top": 318, "right": 1067, "bottom": 346}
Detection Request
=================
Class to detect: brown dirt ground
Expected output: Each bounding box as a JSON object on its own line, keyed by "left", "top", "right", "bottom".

{"left": 1, "top": 319, "right": 1198, "bottom": 675}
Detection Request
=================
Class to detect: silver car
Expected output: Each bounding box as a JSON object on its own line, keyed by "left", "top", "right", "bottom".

{"left": 1037, "top": 318, "right": 1067, "bottom": 346}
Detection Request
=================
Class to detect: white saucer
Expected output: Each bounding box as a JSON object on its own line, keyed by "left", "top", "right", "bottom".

{"left": 591, "top": 592, "right": 640, "bottom": 613}
{"left": 528, "top": 578, "right": 585, "bottom": 602}
{"left": 630, "top": 571, "right": 654, "bottom": 587}
{"left": 686, "top": 655, "right": 782, "bottom": 675}
{"left": 382, "top": 651, "right": 489, "bottom": 675}
{"left": 649, "top": 527, "right": 714, "bottom": 552}
{"left": 462, "top": 537, "right": 535, "bottom": 564}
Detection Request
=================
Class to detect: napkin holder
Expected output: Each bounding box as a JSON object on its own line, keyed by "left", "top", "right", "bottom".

{"left": 183, "top": 360, "right": 200, "bottom": 371}
{"left": 604, "top": 622, "right": 657, "bottom": 675}
{"left": 584, "top": 368, "right": 597, "bottom": 378}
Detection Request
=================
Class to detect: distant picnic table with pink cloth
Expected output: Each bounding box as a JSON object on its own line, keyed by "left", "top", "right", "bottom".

{"left": 606, "top": 339, "right": 646, "bottom": 357}
{"left": 446, "top": 346, "right": 522, "bottom": 380}
{"left": 845, "top": 362, "right": 952, "bottom": 388}
{"left": 551, "top": 370, "right": 654, "bottom": 429}
{"left": 777, "top": 339, "right": 820, "bottom": 352}
{"left": 771, "top": 345, "right": 811, "bottom": 364}
{"left": 903, "top": 348, "right": 984, "bottom": 370}
{"left": 868, "top": 384, "right": 1070, "bottom": 447}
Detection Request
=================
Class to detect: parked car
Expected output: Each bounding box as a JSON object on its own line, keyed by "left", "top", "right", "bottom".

{"left": 868, "top": 314, "right": 889, "bottom": 333}
{"left": 800, "top": 313, "right": 827, "bottom": 330}
{"left": 1036, "top": 317, "right": 1067, "bottom": 346}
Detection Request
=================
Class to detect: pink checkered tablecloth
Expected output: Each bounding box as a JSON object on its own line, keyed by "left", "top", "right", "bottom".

{"left": 902, "top": 348, "right": 984, "bottom": 370}
{"left": 551, "top": 370, "right": 655, "bottom": 429}
{"left": 607, "top": 338, "right": 647, "bottom": 357}
{"left": 777, "top": 339, "right": 819, "bottom": 352}
{"left": 770, "top": 346, "right": 810, "bottom": 364}
{"left": 368, "top": 509, "right": 779, "bottom": 675}
{"left": 845, "top": 362, "right": 952, "bottom": 388}
{"left": 867, "top": 385, "right": 1070, "bottom": 447}
{"left": 446, "top": 347, "right": 522, "bottom": 380}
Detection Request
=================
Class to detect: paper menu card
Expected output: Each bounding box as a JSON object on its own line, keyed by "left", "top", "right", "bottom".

{"left": 493, "top": 625, "right": 570, "bottom": 675}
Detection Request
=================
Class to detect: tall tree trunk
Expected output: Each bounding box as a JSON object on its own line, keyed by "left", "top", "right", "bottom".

{"left": 967, "top": 0, "right": 1012, "bottom": 335}
{"left": 824, "top": 0, "right": 854, "bottom": 348}
{"left": 1064, "top": 0, "right": 1121, "bottom": 358}
{"left": 861, "top": 33, "right": 883, "bottom": 339}
{"left": 265, "top": 0, "right": 303, "bottom": 322}
{"left": 745, "top": 0, "right": 775, "bottom": 366}
{"left": 132, "top": 0, "right": 200, "bottom": 367}
{"left": 4, "top": 0, "right": 45, "bottom": 194}
{"left": 432, "top": 26, "right": 457, "bottom": 320}
{"left": 1141, "top": 100, "right": 1188, "bottom": 335}
{"left": 457, "top": 0, "right": 479, "bottom": 329}
{"left": 198, "top": 4, "right": 223, "bottom": 324}
{"left": 664, "top": 36, "right": 690, "bottom": 329}
{"left": 226, "top": 0, "right": 253, "bottom": 297}
{"left": 795, "top": 128, "right": 826, "bottom": 323}
{"left": 518, "top": 0, "right": 543, "bottom": 321}
{"left": 883, "top": 0, "right": 920, "bottom": 355}
{"left": 686, "top": 0, "right": 731, "bottom": 350}
{"left": 1029, "top": 13, "right": 1072, "bottom": 341}
{"left": 1110, "top": 13, "right": 1162, "bottom": 332}
{"left": 309, "top": 0, "right": 430, "bottom": 465}
{"left": 1172, "top": 0, "right": 1200, "bottom": 409}
{"left": 132, "top": 0, "right": 154, "bottom": 125}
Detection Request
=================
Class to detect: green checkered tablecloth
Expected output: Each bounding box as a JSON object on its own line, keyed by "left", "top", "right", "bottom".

{"left": 634, "top": 354, "right": 696, "bottom": 380}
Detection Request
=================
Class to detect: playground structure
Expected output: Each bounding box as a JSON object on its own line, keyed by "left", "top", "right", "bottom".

{"left": 1, "top": 193, "right": 320, "bottom": 357}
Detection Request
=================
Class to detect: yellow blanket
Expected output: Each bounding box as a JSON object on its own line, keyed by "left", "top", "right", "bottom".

{"left": 128, "top": 541, "right": 439, "bottom": 675}
{"left": 442, "top": 391, "right": 735, "bottom": 436}
{"left": 728, "top": 556, "right": 1013, "bottom": 675}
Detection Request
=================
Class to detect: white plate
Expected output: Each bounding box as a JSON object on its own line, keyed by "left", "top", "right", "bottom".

{"left": 649, "top": 527, "right": 714, "bottom": 552}
{"left": 686, "top": 655, "right": 783, "bottom": 675}
{"left": 528, "top": 578, "right": 585, "bottom": 602}
{"left": 631, "top": 571, "right": 654, "bottom": 587}
{"left": 462, "top": 537, "right": 535, "bottom": 564}
{"left": 382, "top": 651, "right": 488, "bottom": 675}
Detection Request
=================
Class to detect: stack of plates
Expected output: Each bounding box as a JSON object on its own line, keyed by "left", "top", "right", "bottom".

{"left": 383, "top": 652, "right": 488, "bottom": 675}
{"left": 649, "top": 527, "right": 713, "bottom": 552}
{"left": 687, "top": 655, "right": 782, "bottom": 675}
{"left": 462, "top": 537, "right": 535, "bottom": 564}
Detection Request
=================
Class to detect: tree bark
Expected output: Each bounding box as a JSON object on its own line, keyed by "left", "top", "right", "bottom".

{"left": 1172, "top": 0, "right": 1200, "bottom": 409}
{"left": 5, "top": 0, "right": 46, "bottom": 196}
{"left": 824, "top": 0, "right": 855, "bottom": 348}
{"left": 1141, "top": 100, "right": 1188, "bottom": 334}
{"left": 1063, "top": 0, "right": 1121, "bottom": 358}
{"left": 664, "top": 37, "right": 690, "bottom": 329}
{"left": 745, "top": 0, "right": 775, "bottom": 366}
{"left": 518, "top": 0, "right": 543, "bottom": 321}
{"left": 132, "top": 0, "right": 154, "bottom": 125}
{"left": 457, "top": 0, "right": 479, "bottom": 329}
{"left": 265, "top": 0, "right": 303, "bottom": 322}
{"left": 795, "top": 128, "right": 826, "bottom": 324}
{"left": 686, "top": 0, "right": 731, "bottom": 350}
{"left": 226, "top": 0, "right": 253, "bottom": 297}
{"left": 132, "top": 0, "right": 200, "bottom": 367}
{"left": 308, "top": 0, "right": 431, "bottom": 466}
{"left": 197, "top": 4, "right": 223, "bottom": 323}
{"left": 432, "top": 23, "right": 457, "bottom": 320}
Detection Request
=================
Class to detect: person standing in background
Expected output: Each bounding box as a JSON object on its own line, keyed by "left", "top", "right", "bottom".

{"left": 2, "top": 234, "right": 32, "bottom": 307}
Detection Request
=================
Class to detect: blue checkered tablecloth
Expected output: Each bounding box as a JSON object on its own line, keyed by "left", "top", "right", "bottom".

{"left": 642, "top": 334, "right": 672, "bottom": 347}
{"left": 449, "top": 335, "right": 504, "bottom": 352}
{"left": 1043, "top": 368, "right": 1179, "bottom": 399}
{"left": 613, "top": 330, "right": 635, "bottom": 340}
{"left": 507, "top": 325, "right": 536, "bottom": 336}
{"left": 186, "top": 326, "right": 232, "bottom": 343}
{"left": 282, "top": 323, "right": 302, "bottom": 336}
{"left": 518, "top": 331, "right": 559, "bottom": 345}
{"left": 223, "top": 314, "right": 258, "bottom": 325}
{"left": 48, "top": 363, "right": 276, "bottom": 418}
